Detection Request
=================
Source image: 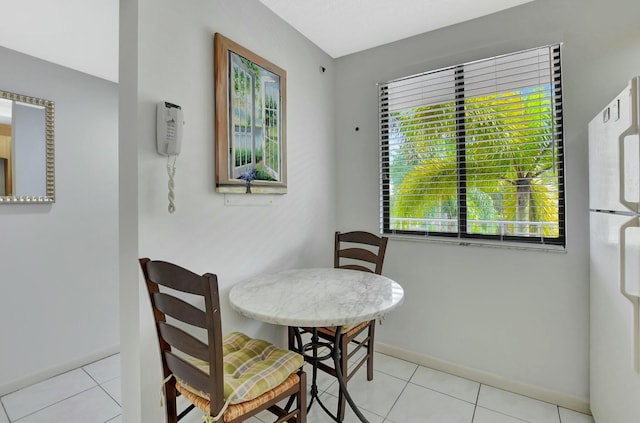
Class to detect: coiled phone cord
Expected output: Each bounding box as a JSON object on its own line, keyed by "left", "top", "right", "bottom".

{"left": 167, "top": 155, "right": 176, "bottom": 214}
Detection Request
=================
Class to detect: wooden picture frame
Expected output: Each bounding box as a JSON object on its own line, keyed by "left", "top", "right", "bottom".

{"left": 214, "top": 33, "right": 287, "bottom": 194}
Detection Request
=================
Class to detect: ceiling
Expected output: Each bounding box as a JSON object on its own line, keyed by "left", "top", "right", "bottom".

{"left": 0, "top": 0, "right": 118, "bottom": 83}
{"left": 258, "top": 0, "right": 534, "bottom": 58}
{"left": 0, "top": 1, "right": 533, "bottom": 83}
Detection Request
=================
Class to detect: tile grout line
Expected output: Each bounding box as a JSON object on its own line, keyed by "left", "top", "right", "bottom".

{"left": 380, "top": 364, "right": 420, "bottom": 421}
{"left": 381, "top": 379, "right": 410, "bottom": 422}
{"left": 97, "top": 383, "right": 122, "bottom": 409}
{"left": 9, "top": 385, "right": 98, "bottom": 423}
{"left": 2, "top": 356, "right": 120, "bottom": 422}
{"left": 82, "top": 361, "right": 122, "bottom": 422}
{"left": 0, "top": 398, "right": 10, "bottom": 423}
{"left": 476, "top": 382, "right": 571, "bottom": 423}
{"left": 81, "top": 367, "right": 99, "bottom": 384}
{"left": 405, "top": 379, "right": 479, "bottom": 407}
{"left": 5, "top": 368, "right": 102, "bottom": 422}
{"left": 473, "top": 385, "right": 534, "bottom": 423}
{"left": 10, "top": 366, "right": 120, "bottom": 423}
{"left": 313, "top": 386, "right": 389, "bottom": 421}
{"left": 479, "top": 381, "right": 563, "bottom": 409}
{"left": 470, "top": 383, "right": 482, "bottom": 423}
{"left": 82, "top": 368, "right": 122, "bottom": 409}
{"left": 314, "top": 366, "right": 416, "bottom": 421}
{"left": 557, "top": 404, "right": 562, "bottom": 423}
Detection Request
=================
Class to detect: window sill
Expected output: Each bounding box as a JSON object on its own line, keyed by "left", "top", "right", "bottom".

{"left": 385, "top": 233, "right": 567, "bottom": 253}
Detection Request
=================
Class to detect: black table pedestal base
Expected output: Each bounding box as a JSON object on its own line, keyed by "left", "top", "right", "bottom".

{"left": 291, "top": 326, "right": 369, "bottom": 423}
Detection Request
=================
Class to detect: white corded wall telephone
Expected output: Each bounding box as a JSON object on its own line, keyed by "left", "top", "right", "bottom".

{"left": 157, "top": 101, "right": 184, "bottom": 213}
{"left": 157, "top": 101, "right": 183, "bottom": 156}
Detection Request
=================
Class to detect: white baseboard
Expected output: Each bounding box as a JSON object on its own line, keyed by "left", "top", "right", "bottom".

{"left": 0, "top": 344, "right": 120, "bottom": 397}
{"left": 376, "top": 342, "right": 591, "bottom": 415}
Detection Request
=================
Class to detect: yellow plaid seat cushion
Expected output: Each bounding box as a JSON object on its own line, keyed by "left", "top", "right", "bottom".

{"left": 177, "top": 332, "right": 303, "bottom": 404}
{"left": 176, "top": 372, "right": 300, "bottom": 422}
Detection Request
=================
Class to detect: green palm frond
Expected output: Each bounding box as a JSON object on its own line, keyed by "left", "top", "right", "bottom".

{"left": 389, "top": 88, "right": 559, "bottom": 235}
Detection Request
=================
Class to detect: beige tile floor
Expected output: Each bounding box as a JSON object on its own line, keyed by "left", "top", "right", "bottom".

{"left": 0, "top": 352, "right": 594, "bottom": 423}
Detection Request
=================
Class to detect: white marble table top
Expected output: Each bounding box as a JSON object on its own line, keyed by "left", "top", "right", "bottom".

{"left": 229, "top": 268, "right": 404, "bottom": 327}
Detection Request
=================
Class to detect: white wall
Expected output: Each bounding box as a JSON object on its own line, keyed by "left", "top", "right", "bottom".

{"left": 0, "top": 46, "right": 119, "bottom": 395}
{"left": 120, "top": 0, "right": 337, "bottom": 420}
{"left": 118, "top": 1, "right": 140, "bottom": 420}
{"left": 334, "top": 0, "right": 640, "bottom": 409}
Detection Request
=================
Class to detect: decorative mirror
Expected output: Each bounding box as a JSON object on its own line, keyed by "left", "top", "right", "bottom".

{"left": 0, "top": 90, "right": 54, "bottom": 203}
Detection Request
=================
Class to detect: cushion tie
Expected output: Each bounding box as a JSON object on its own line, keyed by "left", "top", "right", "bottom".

{"left": 161, "top": 372, "right": 231, "bottom": 421}
{"left": 201, "top": 397, "right": 232, "bottom": 422}
{"left": 160, "top": 373, "right": 174, "bottom": 406}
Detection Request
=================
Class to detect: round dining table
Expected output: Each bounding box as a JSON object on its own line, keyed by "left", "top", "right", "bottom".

{"left": 229, "top": 267, "right": 404, "bottom": 423}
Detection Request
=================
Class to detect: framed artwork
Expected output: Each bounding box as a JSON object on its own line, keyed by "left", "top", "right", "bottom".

{"left": 214, "top": 33, "right": 287, "bottom": 194}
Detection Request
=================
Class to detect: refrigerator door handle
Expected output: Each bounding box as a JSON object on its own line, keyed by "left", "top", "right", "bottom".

{"left": 619, "top": 217, "right": 640, "bottom": 372}
{"left": 618, "top": 78, "right": 639, "bottom": 211}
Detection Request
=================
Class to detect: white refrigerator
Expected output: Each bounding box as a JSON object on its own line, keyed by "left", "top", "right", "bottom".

{"left": 589, "top": 76, "right": 640, "bottom": 422}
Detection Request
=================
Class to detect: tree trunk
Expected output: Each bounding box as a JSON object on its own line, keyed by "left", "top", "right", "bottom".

{"left": 528, "top": 185, "right": 538, "bottom": 235}
{"left": 516, "top": 179, "right": 528, "bottom": 235}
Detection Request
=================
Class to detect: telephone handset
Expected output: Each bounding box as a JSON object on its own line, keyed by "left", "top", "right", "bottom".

{"left": 156, "top": 101, "right": 184, "bottom": 214}
{"left": 157, "top": 101, "right": 184, "bottom": 156}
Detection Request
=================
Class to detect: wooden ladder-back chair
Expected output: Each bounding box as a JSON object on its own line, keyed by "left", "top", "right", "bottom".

{"left": 140, "top": 258, "right": 307, "bottom": 423}
{"left": 289, "top": 231, "right": 388, "bottom": 422}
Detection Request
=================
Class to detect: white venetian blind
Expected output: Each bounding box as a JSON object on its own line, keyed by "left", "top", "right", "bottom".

{"left": 379, "top": 44, "right": 564, "bottom": 245}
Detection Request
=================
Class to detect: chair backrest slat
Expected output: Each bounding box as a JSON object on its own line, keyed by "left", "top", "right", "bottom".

{"left": 338, "top": 247, "right": 378, "bottom": 264}
{"left": 146, "top": 261, "right": 204, "bottom": 295}
{"left": 165, "top": 351, "right": 211, "bottom": 394}
{"left": 338, "top": 231, "right": 385, "bottom": 247}
{"left": 159, "top": 322, "right": 209, "bottom": 362}
{"left": 154, "top": 292, "right": 207, "bottom": 329}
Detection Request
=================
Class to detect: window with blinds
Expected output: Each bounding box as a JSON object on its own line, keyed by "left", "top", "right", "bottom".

{"left": 379, "top": 44, "right": 564, "bottom": 246}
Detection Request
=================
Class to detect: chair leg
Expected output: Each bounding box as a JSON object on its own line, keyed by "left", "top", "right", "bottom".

{"left": 298, "top": 370, "right": 307, "bottom": 423}
{"left": 288, "top": 326, "right": 296, "bottom": 351}
{"left": 367, "top": 321, "right": 376, "bottom": 381}
{"left": 336, "top": 334, "right": 349, "bottom": 422}
{"left": 165, "top": 380, "right": 178, "bottom": 423}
